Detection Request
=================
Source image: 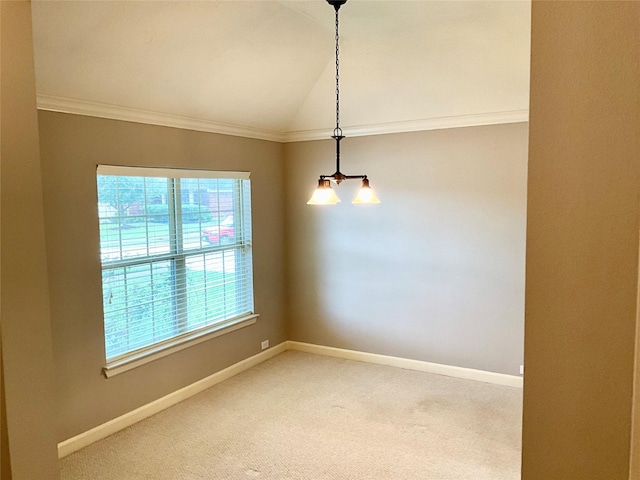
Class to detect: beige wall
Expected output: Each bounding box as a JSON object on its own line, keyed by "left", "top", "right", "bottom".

{"left": 284, "top": 123, "right": 528, "bottom": 375}
{"left": 0, "top": 11, "right": 8, "bottom": 480}
{"left": 522, "top": 2, "right": 640, "bottom": 479}
{"left": 37, "top": 111, "right": 287, "bottom": 441}
{"left": 0, "top": 345, "right": 9, "bottom": 480}
{"left": 0, "top": 1, "right": 59, "bottom": 478}
{"left": 1, "top": 332, "right": 10, "bottom": 480}
{"left": 634, "top": 281, "right": 640, "bottom": 480}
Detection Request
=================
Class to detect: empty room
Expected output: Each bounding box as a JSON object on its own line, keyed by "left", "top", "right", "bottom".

{"left": 2, "top": 1, "right": 639, "bottom": 479}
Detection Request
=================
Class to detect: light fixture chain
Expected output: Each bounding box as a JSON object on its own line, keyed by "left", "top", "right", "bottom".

{"left": 334, "top": 8, "right": 341, "bottom": 136}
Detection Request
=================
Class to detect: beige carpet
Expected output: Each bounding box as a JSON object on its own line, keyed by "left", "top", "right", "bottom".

{"left": 60, "top": 351, "right": 522, "bottom": 479}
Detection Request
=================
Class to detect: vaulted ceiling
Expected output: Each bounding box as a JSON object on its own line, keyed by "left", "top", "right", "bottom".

{"left": 31, "top": 0, "right": 531, "bottom": 142}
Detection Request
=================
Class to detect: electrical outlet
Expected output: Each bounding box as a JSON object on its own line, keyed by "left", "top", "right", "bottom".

{"left": 520, "top": 365, "right": 524, "bottom": 375}
{"left": 261, "top": 340, "right": 269, "bottom": 350}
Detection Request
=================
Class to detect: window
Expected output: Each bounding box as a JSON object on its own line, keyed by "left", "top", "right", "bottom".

{"left": 96, "top": 166, "right": 255, "bottom": 375}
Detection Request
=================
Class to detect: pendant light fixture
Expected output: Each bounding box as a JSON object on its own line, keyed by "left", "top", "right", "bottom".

{"left": 307, "top": 0, "right": 380, "bottom": 206}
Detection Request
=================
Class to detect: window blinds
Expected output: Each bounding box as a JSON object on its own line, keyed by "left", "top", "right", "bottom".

{"left": 96, "top": 165, "right": 254, "bottom": 362}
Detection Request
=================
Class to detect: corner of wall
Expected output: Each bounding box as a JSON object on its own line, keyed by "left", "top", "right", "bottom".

{"left": 1, "top": 1, "right": 59, "bottom": 478}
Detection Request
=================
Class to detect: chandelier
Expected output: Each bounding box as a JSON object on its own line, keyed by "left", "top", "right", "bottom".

{"left": 307, "top": 0, "right": 380, "bottom": 205}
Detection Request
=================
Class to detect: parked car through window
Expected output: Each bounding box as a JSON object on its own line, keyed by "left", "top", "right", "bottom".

{"left": 202, "top": 216, "right": 234, "bottom": 245}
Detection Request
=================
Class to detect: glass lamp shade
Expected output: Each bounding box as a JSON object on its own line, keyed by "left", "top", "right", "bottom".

{"left": 352, "top": 178, "right": 380, "bottom": 204}
{"left": 307, "top": 179, "right": 341, "bottom": 205}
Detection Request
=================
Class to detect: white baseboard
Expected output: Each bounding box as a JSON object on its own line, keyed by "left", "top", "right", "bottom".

{"left": 57, "top": 341, "right": 287, "bottom": 458}
{"left": 58, "top": 340, "right": 521, "bottom": 458}
{"left": 286, "top": 341, "right": 523, "bottom": 389}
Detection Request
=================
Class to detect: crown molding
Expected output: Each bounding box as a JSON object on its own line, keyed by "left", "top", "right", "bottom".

{"left": 36, "top": 94, "right": 287, "bottom": 143}
{"left": 283, "top": 110, "right": 530, "bottom": 142}
{"left": 37, "top": 94, "right": 528, "bottom": 144}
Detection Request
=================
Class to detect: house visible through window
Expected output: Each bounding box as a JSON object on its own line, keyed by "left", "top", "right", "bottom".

{"left": 96, "top": 166, "right": 254, "bottom": 370}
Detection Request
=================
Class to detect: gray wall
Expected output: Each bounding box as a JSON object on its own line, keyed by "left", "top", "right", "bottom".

{"left": 522, "top": 2, "right": 640, "bottom": 478}
{"left": 1, "top": 2, "right": 59, "bottom": 478}
{"left": 284, "top": 123, "right": 528, "bottom": 375}
{"left": 39, "top": 112, "right": 529, "bottom": 445}
{"left": 38, "top": 111, "right": 287, "bottom": 441}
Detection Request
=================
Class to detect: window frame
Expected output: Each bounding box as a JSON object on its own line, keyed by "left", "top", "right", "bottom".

{"left": 96, "top": 165, "right": 257, "bottom": 377}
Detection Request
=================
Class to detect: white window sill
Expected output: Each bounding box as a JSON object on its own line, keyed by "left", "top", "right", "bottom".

{"left": 102, "top": 314, "right": 259, "bottom": 378}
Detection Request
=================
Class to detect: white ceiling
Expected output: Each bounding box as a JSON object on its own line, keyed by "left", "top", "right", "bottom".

{"left": 31, "top": 0, "right": 531, "bottom": 142}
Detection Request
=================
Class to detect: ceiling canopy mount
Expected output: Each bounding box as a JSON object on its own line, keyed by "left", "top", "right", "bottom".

{"left": 327, "top": 0, "right": 348, "bottom": 10}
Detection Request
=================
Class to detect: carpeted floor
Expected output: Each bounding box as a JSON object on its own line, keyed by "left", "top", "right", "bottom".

{"left": 60, "top": 351, "right": 522, "bottom": 479}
